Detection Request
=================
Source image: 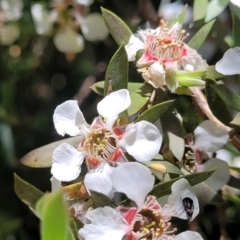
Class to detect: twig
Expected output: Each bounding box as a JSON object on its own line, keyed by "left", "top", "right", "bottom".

{"left": 190, "top": 87, "right": 232, "bottom": 132}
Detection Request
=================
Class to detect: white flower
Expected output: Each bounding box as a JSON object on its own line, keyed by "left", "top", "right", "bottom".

{"left": 53, "top": 27, "right": 85, "bottom": 53}
{"left": 51, "top": 89, "right": 162, "bottom": 181}
{"left": 75, "top": 0, "right": 94, "bottom": 6}
{"left": 125, "top": 22, "right": 207, "bottom": 92}
{"left": 215, "top": 47, "right": 240, "bottom": 75}
{"left": 230, "top": 0, "right": 240, "bottom": 8}
{"left": 0, "top": 0, "right": 23, "bottom": 21}
{"left": 0, "top": 23, "right": 20, "bottom": 45}
{"left": 80, "top": 13, "right": 109, "bottom": 41}
{"left": 31, "top": 4, "right": 54, "bottom": 35}
{"left": 79, "top": 162, "right": 200, "bottom": 240}
{"left": 183, "top": 120, "right": 229, "bottom": 190}
{"left": 158, "top": 0, "right": 193, "bottom": 26}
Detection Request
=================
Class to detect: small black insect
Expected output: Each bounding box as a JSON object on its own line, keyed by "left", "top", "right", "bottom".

{"left": 182, "top": 197, "right": 194, "bottom": 223}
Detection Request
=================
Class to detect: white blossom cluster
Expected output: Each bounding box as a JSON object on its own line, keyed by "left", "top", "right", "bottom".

{"left": 0, "top": 0, "right": 23, "bottom": 45}
{"left": 50, "top": 88, "right": 230, "bottom": 240}
{"left": 31, "top": 0, "right": 108, "bottom": 54}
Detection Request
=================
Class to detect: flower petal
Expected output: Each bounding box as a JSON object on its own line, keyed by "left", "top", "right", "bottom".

{"left": 118, "top": 121, "right": 162, "bottom": 162}
{"left": 53, "top": 100, "right": 89, "bottom": 136}
{"left": 81, "top": 13, "right": 108, "bottom": 41}
{"left": 196, "top": 158, "right": 230, "bottom": 191}
{"left": 174, "top": 231, "right": 204, "bottom": 240}
{"left": 231, "top": 0, "right": 240, "bottom": 7}
{"left": 78, "top": 207, "right": 130, "bottom": 240}
{"left": 215, "top": 47, "right": 240, "bottom": 75}
{"left": 125, "top": 35, "right": 144, "bottom": 61}
{"left": 51, "top": 143, "right": 85, "bottom": 181}
{"left": 31, "top": 4, "right": 53, "bottom": 35}
{"left": 142, "top": 62, "right": 166, "bottom": 88}
{"left": 50, "top": 176, "right": 61, "bottom": 192}
{"left": 111, "top": 162, "right": 154, "bottom": 209}
{"left": 166, "top": 179, "right": 199, "bottom": 222}
{"left": 53, "top": 27, "right": 84, "bottom": 53}
{"left": 193, "top": 120, "right": 229, "bottom": 152}
{"left": 97, "top": 89, "right": 131, "bottom": 128}
{"left": 84, "top": 171, "right": 114, "bottom": 198}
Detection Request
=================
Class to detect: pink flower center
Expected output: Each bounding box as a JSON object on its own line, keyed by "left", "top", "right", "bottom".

{"left": 140, "top": 21, "right": 189, "bottom": 66}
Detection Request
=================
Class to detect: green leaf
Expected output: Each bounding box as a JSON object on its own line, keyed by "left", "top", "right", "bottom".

{"left": 205, "top": 80, "right": 232, "bottom": 125}
{"left": 150, "top": 170, "right": 214, "bottom": 198}
{"left": 232, "top": 11, "right": 240, "bottom": 47}
{"left": 104, "top": 43, "right": 128, "bottom": 95}
{"left": 182, "top": 104, "right": 199, "bottom": 133}
{"left": 177, "top": 76, "right": 205, "bottom": 87}
{"left": 14, "top": 173, "right": 44, "bottom": 209}
{"left": 230, "top": 166, "right": 240, "bottom": 173}
{"left": 168, "top": 132, "right": 185, "bottom": 161}
{"left": 161, "top": 108, "right": 183, "bottom": 139}
{"left": 166, "top": 74, "right": 178, "bottom": 93}
{"left": 169, "top": 5, "right": 187, "bottom": 27}
{"left": 175, "top": 87, "right": 194, "bottom": 96}
{"left": 36, "top": 190, "right": 73, "bottom": 240}
{"left": 91, "top": 81, "right": 143, "bottom": 96}
{"left": 230, "top": 1, "right": 240, "bottom": 20}
{"left": 128, "top": 84, "right": 153, "bottom": 116}
{"left": 135, "top": 100, "right": 174, "bottom": 123}
{"left": 227, "top": 175, "right": 240, "bottom": 189}
{"left": 206, "top": 65, "right": 225, "bottom": 79}
{"left": 193, "top": 0, "right": 208, "bottom": 21}
{"left": 20, "top": 136, "right": 80, "bottom": 168}
{"left": 90, "top": 190, "right": 116, "bottom": 208}
{"left": 205, "top": 0, "right": 229, "bottom": 22}
{"left": 101, "top": 7, "right": 132, "bottom": 46}
{"left": 230, "top": 113, "right": 240, "bottom": 126}
{"left": 188, "top": 20, "right": 216, "bottom": 50}
{"left": 210, "top": 83, "right": 240, "bottom": 112}
{"left": 224, "top": 194, "right": 240, "bottom": 205}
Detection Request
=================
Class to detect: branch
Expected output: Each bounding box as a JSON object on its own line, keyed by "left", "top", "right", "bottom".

{"left": 190, "top": 87, "right": 232, "bottom": 132}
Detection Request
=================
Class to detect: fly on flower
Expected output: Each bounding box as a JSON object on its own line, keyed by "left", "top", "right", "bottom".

{"left": 181, "top": 197, "right": 194, "bottom": 223}
{"left": 125, "top": 20, "right": 208, "bottom": 93}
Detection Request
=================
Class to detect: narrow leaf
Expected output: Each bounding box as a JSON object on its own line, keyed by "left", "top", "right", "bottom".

{"left": 205, "top": 0, "right": 229, "bottom": 22}
{"left": 193, "top": 0, "right": 208, "bottom": 21}
{"left": 168, "top": 132, "right": 185, "bottom": 161}
{"left": 36, "top": 190, "right": 71, "bottom": 240}
{"left": 232, "top": 11, "right": 240, "bottom": 47}
{"left": 101, "top": 7, "right": 132, "bottom": 46}
{"left": 169, "top": 5, "right": 187, "bottom": 27}
{"left": 227, "top": 175, "right": 240, "bottom": 189}
{"left": 230, "top": 166, "right": 240, "bottom": 173}
{"left": 188, "top": 20, "right": 216, "bottom": 50}
{"left": 177, "top": 76, "right": 205, "bottom": 87}
{"left": 150, "top": 170, "right": 214, "bottom": 198}
{"left": 14, "top": 173, "right": 44, "bottom": 209}
{"left": 205, "top": 80, "right": 232, "bottom": 125}
{"left": 210, "top": 83, "right": 240, "bottom": 112}
{"left": 182, "top": 104, "right": 199, "bottom": 133}
{"left": 91, "top": 81, "right": 143, "bottom": 96}
{"left": 104, "top": 43, "right": 128, "bottom": 95}
{"left": 128, "top": 84, "right": 153, "bottom": 116}
{"left": 136, "top": 100, "right": 174, "bottom": 123}
{"left": 206, "top": 65, "right": 225, "bottom": 79}
{"left": 90, "top": 190, "right": 116, "bottom": 208}
{"left": 20, "top": 136, "right": 80, "bottom": 168}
